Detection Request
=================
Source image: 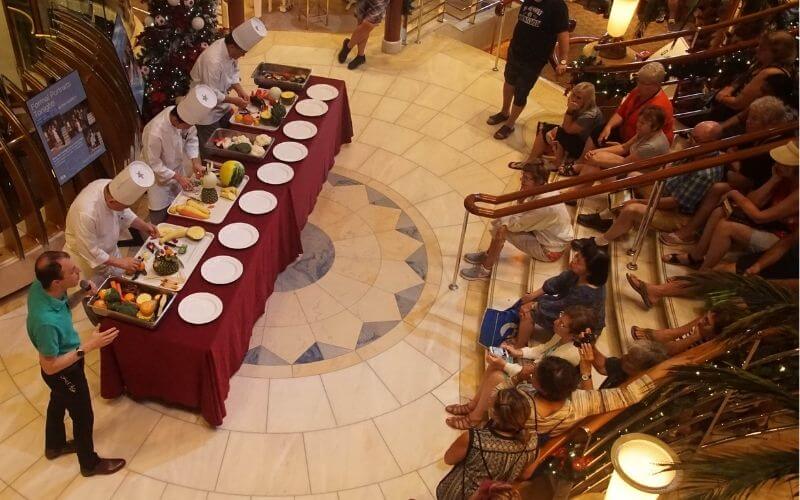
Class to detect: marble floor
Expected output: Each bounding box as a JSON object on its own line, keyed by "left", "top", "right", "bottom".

{"left": 0, "top": 31, "right": 572, "bottom": 499}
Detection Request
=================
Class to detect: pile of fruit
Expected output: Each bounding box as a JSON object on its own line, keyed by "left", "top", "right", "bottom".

{"left": 232, "top": 87, "right": 294, "bottom": 128}
{"left": 172, "top": 198, "right": 212, "bottom": 219}
{"left": 257, "top": 70, "right": 306, "bottom": 84}
{"left": 212, "top": 134, "right": 268, "bottom": 158}
{"left": 91, "top": 280, "right": 170, "bottom": 322}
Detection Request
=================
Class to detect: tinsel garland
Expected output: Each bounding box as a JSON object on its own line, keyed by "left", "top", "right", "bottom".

{"left": 134, "top": 0, "right": 223, "bottom": 120}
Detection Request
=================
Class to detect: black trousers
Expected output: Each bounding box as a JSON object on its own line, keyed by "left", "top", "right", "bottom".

{"left": 41, "top": 360, "right": 100, "bottom": 470}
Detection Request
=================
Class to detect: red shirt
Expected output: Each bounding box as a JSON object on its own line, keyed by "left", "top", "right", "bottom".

{"left": 615, "top": 88, "right": 674, "bottom": 143}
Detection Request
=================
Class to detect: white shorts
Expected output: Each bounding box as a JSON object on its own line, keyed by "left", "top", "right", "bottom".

{"left": 748, "top": 229, "right": 780, "bottom": 253}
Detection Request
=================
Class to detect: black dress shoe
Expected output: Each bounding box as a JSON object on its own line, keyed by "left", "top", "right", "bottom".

{"left": 577, "top": 213, "right": 613, "bottom": 232}
{"left": 337, "top": 38, "right": 351, "bottom": 64}
{"left": 45, "top": 440, "right": 77, "bottom": 460}
{"left": 347, "top": 55, "right": 366, "bottom": 70}
{"left": 81, "top": 458, "right": 126, "bottom": 477}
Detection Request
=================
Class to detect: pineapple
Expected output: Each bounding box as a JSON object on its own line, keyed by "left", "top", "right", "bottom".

{"left": 153, "top": 254, "right": 180, "bottom": 276}
{"left": 200, "top": 171, "right": 219, "bottom": 204}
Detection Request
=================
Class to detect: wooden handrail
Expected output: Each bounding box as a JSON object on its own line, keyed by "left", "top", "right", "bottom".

{"left": 464, "top": 123, "right": 796, "bottom": 218}
{"left": 594, "top": 1, "right": 799, "bottom": 51}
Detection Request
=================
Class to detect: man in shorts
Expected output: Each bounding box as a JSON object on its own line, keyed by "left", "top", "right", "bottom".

{"left": 488, "top": 0, "right": 571, "bottom": 140}
{"left": 337, "top": 0, "right": 389, "bottom": 70}
{"left": 460, "top": 163, "right": 573, "bottom": 280}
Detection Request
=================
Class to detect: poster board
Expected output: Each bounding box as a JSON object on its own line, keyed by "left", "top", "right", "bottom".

{"left": 25, "top": 71, "right": 106, "bottom": 185}
{"left": 112, "top": 10, "right": 144, "bottom": 113}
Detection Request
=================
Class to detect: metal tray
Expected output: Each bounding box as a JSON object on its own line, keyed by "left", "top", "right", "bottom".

{"left": 205, "top": 128, "right": 272, "bottom": 162}
{"left": 252, "top": 63, "right": 311, "bottom": 92}
{"left": 229, "top": 95, "right": 298, "bottom": 132}
{"left": 87, "top": 276, "right": 177, "bottom": 330}
{"left": 167, "top": 175, "right": 250, "bottom": 225}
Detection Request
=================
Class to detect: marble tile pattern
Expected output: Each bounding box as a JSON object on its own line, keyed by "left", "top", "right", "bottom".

{"left": 0, "top": 31, "right": 698, "bottom": 500}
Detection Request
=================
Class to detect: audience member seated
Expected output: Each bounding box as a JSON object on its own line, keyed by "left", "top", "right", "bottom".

{"left": 627, "top": 229, "right": 798, "bottom": 309}
{"left": 468, "top": 481, "right": 522, "bottom": 500}
{"left": 593, "top": 62, "right": 674, "bottom": 148}
{"left": 661, "top": 96, "right": 792, "bottom": 245}
{"left": 438, "top": 388, "right": 536, "bottom": 499}
{"left": 707, "top": 31, "right": 797, "bottom": 122}
{"left": 445, "top": 306, "right": 598, "bottom": 429}
{"left": 580, "top": 121, "right": 724, "bottom": 243}
{"left": 460, "top": 164, "right": 573, "bottom": 281}
{"left": 577, "top": 339, "right": 668, "bottom": 389}
{"left": 508, "top": 83, "right": 604, "bottom": 172}
{"left": 720, "top": 74, "right": 799, "bottom": 136}
{"left": 511, "top": 238, "right": 609, "bottom": 349}
{"left": 631, "top": 310, "right": 731, "bottom": 355}
{"left": 661, "top": 140, "right": 798, "bottom": 270}
{"left": 567, "top": 106, "right": 671, "bottom": 182}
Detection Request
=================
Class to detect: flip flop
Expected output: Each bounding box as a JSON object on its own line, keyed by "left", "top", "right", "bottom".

{"left": 446, "top": 415, "right": 481, "bottom": 430}
{"left": 494, "top": 125, "right": 515, "bottom": 140}
{"left": 630, "top": 325, "right": 654, "bottom": 341}
{"left": 662, "top": 253, "right": 702, "bottom": 268}
{"left": 486, "top": 112, "right": 509, "bottom": 125}
{"left": 659, "top": 232, "right": 697, "bottom": 246}
{"left": 508, "top": 161, "right": 529, "bottom": 170}
{"left": 445, "top": 403, "right": 474, "bottom": 416}
{"left": 626, "top": 273, "right": 653, "bottom": 310}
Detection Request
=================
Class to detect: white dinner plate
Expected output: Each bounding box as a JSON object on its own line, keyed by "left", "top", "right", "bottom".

{"left": 306, "top": 83, "right": 339, "bottom": 101}
{"left": 238, "top": 190, "right": 278, "bottom": 215}
{"left": 295, "top": 99, "right": 328, "bottom": 117}
{"left": 218, "top": 222, "right": 260, "bottom": 249}
{"left": 257, "top": 162, "right": 295, "bottom": 184}
{"left": 283, "top": 120, "right": 318, "bottom": 140}
{"left": 272, "top": 142, "right": 309, "bottom": 162}
{"left": 178, "top": 292, "right": 223, "bottom": 324}
{"left": 201, "top": 255, "right": 244, "bottom": 285}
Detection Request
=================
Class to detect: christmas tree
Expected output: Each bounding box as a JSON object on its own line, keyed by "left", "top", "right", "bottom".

{"left": 135, "top": 0, "right": 222, "bottom": 120}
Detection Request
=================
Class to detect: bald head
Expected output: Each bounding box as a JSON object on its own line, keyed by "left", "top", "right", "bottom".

{"left": 693, "top": 121, "right": 723, "bottom": 144}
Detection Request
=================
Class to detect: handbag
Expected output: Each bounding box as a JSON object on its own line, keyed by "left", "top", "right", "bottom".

{"left": 479, "top": 299, "right": 522, "bottom": 347}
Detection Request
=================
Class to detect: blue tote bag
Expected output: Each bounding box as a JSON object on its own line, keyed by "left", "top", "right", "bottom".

{"left": 479, "top": 299, "right": 522, "bottom": 347}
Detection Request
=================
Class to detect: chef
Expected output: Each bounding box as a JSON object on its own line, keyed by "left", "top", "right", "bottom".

{"left": 63, "top": 162, "right": 158, "bottom": 284}
{"left": 141, "top": 84, "right": 217, "bottom": 223}
{"left": 190, "top": 17, "right": 268, "bottom": 149}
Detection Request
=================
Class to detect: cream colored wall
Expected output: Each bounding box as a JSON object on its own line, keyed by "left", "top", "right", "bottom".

{"left": 0, "top": 0, "right": 21, "bottom": 86}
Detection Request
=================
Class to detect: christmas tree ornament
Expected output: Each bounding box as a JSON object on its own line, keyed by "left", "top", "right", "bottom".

{"left": 191, "top": 16, "right": 205, "bottom": 30}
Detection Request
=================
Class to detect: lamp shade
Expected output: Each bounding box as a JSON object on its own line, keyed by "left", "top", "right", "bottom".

{"left": 604, "top": 433, "right": 680, "bottom": 500}
{"left": 606, "top": 0, "right": 639, "bottom": 37}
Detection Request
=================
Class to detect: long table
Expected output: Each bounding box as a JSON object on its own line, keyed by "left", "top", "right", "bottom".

{"left": 100, "top": 77, "right": 353, "bottom": 426}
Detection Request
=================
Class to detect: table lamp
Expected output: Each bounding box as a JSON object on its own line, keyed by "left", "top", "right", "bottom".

{"left": 605, "top": 433, "right": 681, "bottom": 499}
{"left": 599, "top": 0, "right": 639, "bottom": 59}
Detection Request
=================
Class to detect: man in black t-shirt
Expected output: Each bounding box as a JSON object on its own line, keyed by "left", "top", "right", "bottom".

{"left": 489, "top": 0, "right": 571, "bottom": 140}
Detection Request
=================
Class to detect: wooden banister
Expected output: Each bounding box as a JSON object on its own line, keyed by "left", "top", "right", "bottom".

{"left": 594, "top": 1, "right": 798, "bottom": 51}
{"left": 464, "top": 123, "right": 796, "bottom": 218}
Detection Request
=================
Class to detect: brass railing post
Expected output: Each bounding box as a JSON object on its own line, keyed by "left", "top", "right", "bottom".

{"left": 449, "top": 210, "right": 470, "bottom": 290}
{"left": 626, "top": 180, "right": 663, "bottom": 271}
{"left": 416, "top": 0, "right": 424, "bottom": 43}
{"left": 492, "top": 7, "right": 505, "bottom": 71}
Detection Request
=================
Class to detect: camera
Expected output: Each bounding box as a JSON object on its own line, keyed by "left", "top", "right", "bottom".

{"left": 573, "top": 330, "right": 596, "bottom": 348}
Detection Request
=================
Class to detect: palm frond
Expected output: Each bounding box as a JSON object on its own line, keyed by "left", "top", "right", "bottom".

{"left": 665, "top": 447, "right": 798, "bottom": 500}
{"left": 658, "top": 365, "right": 798, "bottom": 414}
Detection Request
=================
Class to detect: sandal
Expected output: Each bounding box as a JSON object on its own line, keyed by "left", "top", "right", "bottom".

{"left": 631, "top": 325, "right": 654, "bottom": 341}
{"left": 486, "top": 112, "right": 509, "bottom": 125}
{"left": 662, "top": 252, "right": 702, "bottom": 268}
{"left": 493, "top": 125, "right": 515, "bottom": 140}
{"left": 508, "top": 161, "right": 530, "bottom": 170}
{"left": 659, "top": 232, "right": 697, "bottom": 246}
{"left": 626, "top": 273, "right": 653, "bottom": 310}
{"left": 445, "top": 403, "right": 474, "bottom": 416}
{"left": 446, "top": 415, "right": 481, "bottom": 430}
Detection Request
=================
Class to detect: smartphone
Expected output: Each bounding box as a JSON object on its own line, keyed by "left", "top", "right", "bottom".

{"left": 488, "top": 346, "right": 510, "bottom": 359}
{"left": 722, "top": 197, "right": 734, "bottom": 218}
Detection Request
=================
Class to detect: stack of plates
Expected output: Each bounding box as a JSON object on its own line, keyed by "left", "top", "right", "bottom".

{"left": 257, "top": 162, "right": 295, "bottom": 184}
{"left": 306, "top": 84, "right": 339, "bottom": 101}
{"left": 218, "top": 222, "right": 260, "bottom": 249}
{"left": 283, "top": 120, "right": 318, "bottom": 140}
{"left": 238, "top": 190, "right": 278, "bottom": 215}
{"left": 178, "top": 293, "right": 223, "bottom": 324}
{"left": 295, "top": 99, "right": 328, "bottom": 117}
{"left": 201, "top": 256, "right": 244, "bottom": 284}
{"left": 272, "top": 142, "right": 309, "bottom": 162}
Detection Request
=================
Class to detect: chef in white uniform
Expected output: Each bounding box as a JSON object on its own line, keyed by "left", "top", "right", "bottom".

{"left": 190, "top": 17, "right": 268, "bottom": 148}
{"left": 141, "top": 84, "right": 217, "bottom": 223}
{"left": 63, "top": 162, "right": 158, "bottom": 284}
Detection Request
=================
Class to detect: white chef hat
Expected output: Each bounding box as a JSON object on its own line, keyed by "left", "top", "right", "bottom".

{"left": 109, "top": 161, "right": 155, "bottom": 206}
{"left": 176, "top": 84, "right": 218, "bottom": 125}
{"left": 232, "top": 17, "right": 267, "bottom": 52}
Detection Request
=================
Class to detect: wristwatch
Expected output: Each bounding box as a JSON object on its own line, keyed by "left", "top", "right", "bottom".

{"left": 580, "top": 372, "right": 591, "bottom": 381}
{"left": 76, "top": 347, "right": 85, "bottom": 358}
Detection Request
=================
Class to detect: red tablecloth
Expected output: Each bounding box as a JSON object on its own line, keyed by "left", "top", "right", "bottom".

{"left": 101, "top": 77, "right": 353, "bottom": 426}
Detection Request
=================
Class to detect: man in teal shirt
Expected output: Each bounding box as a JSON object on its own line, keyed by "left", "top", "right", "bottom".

{"left": 27, "top": 250, "right": 125, "bottom": 477}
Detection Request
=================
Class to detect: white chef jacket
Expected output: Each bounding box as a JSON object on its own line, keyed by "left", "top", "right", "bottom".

{"left": 63, "top": 179, "right": 138, "bottom": 282}
{"left": 189, "top": 38, "right": 240, "bottom": 125}
{"left": 141, "top": 106, "right": 200, "bottom": 210}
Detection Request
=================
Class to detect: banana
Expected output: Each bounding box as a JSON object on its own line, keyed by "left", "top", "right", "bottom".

{"left": 158, "top": 226, "right": 188, "bottom": 244}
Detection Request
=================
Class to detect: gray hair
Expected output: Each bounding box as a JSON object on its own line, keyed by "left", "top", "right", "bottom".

{"left": 748, "top": 96, "right": 791, "bottom": 127}
{"left": 637, "top": 62, "right": 667, "bottom": 84}
{"left": 623, "top": 340, "right": 668, "bottom": 373}
{"left": 571, "top": 82, "right": 597, "bottom": 111}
